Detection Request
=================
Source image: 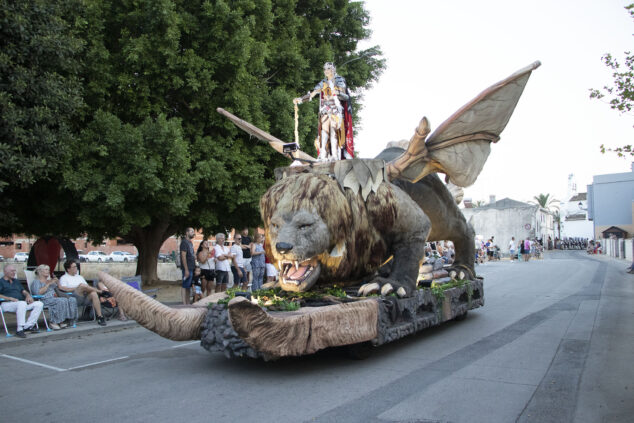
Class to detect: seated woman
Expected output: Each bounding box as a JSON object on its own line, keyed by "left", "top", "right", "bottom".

{"left": 31, "top": 264, "right": 79, "bottom": 330}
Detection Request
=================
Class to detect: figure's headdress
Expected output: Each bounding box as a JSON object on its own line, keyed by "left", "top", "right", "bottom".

{"left": 323, "top": 62, "right": 336, "bottom": 73}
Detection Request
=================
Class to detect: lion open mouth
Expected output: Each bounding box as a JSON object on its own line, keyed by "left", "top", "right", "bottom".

{"left": 278, "top": 258, "right": 321, "bottom": 291}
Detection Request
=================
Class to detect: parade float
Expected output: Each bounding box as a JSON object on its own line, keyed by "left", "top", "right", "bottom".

{"left": 99, "top": 61, "right": 540, "bottom": 359}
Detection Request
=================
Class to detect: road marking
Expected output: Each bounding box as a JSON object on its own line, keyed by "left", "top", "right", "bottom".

{"left": 171, "top": 341, "right": 199, "bottom": 348}
{"left": 1, "top": 353, "right": 66, "bottom": 372}
{"left": 1, "top": 353, "right": 131, "bottom": 372}
{"left": 67, "top": 356, "right": 129, "bottom": 370}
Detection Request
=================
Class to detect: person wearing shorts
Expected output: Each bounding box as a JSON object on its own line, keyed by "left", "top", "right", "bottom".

{"left": 197, "top": 240, "right": 215, "bottom": 296}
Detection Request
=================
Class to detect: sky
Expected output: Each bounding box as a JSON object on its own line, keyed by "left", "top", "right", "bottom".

{"left": 354, "top": 0, "right": 633, "bottom": 205}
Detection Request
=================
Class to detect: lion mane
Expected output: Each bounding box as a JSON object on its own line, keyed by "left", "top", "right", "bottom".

{"left": 260, "top": 171, "right": 400, "bottom": 289}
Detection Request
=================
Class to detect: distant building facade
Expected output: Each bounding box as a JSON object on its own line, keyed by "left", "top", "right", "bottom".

{"left": 461, "top": 196, "right": 555, "bottom": 253}
{"left": 561, "top": 192, "right": 594, "bottom": 239}
{"left": 587, "top": 163, "right": 634, "bottom": 239}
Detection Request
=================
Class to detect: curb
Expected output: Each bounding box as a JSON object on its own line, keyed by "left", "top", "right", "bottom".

{"left": 0, "top": 319, "right": 140, "bottom": 348}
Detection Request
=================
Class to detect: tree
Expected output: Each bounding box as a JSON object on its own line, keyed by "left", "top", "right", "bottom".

{"left": 0, "top": 0, "right": 85, "bottom": 233}
{"left": 553, "top": 210, "right": 562, "bottom": 240}
{"left": 589, "top": 3, "right": 634, "bottom": 157}
{"left": 531, "top": 193, "right": 559, "bottom": 211}
{"left": 63, "top": 0, "right": 384, "bottom": 283}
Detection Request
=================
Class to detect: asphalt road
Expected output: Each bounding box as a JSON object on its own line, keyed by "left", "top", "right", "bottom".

{"left": 1, "top": 250, "right": 632, "bottom": 423}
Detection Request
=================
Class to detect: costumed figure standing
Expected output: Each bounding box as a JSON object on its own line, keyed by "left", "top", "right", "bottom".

{"left": 294, "top": 62, "right": 354, "bottom": 161}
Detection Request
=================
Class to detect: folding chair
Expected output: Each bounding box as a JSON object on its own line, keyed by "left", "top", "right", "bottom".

{"left": 24, "top": 270, "right": 52, "bottom": 332}
{"left": 120, "top": 275, "right": 159, "bottom": 298}
{"left": 0, "top": 298, "right": 13, "bottom": 337}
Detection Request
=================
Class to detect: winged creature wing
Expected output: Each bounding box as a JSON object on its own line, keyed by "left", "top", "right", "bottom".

{"left": 216, "top": 108, "right": 317, "bottom": 162}
{"left": 386, "top": 61, "right": 541, "bottom": 187}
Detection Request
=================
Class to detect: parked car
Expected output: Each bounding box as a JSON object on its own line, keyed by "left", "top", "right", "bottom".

{"left": 13, "top": 252, "right": 29, "bottom": 262}
{"left": 0, "top": 254, "right": 4, "bottom": 262}
{"left": 108, "top": 251, "right": 137, "bottom": 262}
{"left": 158, "top": 253, "right": 171, "bottom": 263}
{"left": 85, "top": 251, "right": 109, "bottom": 262}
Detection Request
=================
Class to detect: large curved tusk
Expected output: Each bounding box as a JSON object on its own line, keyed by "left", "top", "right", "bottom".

{"left": 227, "top": 296, "right": 378, "bottom": 357}
{"left": 98, "top": 272, "right": 207, "bottom": 341}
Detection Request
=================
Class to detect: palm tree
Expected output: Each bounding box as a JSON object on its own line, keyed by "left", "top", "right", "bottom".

{"left": 553, "top": 210, "right": 562, "bottom": 240}
{"left": 532, "top": 193, "right": 559, "bottom": 211}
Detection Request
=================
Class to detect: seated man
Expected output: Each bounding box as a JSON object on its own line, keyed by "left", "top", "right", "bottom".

{"left": 0, "top": 264, "right": 44, "bottom": 338}
{"left": 58, "top": 260, "right": 107, "bottom": 326}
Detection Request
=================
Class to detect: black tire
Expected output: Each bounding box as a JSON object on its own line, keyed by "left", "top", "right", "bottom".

{"left": 124, "top": 258, "right": 128, "bottom": 262}
{"left": 454, "top": 311, "right": 468, "bottom": 321}
{"left": 345, "top": 341, "right": 374, "bottom": 360}
{"left": 98, "top": 258, "right": 102, "bottom": 262}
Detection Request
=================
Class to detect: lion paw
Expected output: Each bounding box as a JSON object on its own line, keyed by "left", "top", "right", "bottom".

{"left": 357, "top": 279, "right": 409, "bottom": 298}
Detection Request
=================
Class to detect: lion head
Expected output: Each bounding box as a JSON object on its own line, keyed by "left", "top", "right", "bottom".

{"left": 260, "top": 172, "right": 354, "bottom": 291}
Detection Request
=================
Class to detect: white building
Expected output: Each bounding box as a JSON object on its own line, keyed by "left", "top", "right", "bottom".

{"left": 561, "top": 192, "right": 594, "bottom": 239}
{"left": 461, "top": 196, "right": 556, "bottom": 254}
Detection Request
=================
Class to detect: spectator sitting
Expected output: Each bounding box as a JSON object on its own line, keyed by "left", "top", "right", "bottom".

{"left": 58, "top": 260, "right": 108, "bottom": 326}
{"left": 31, "top": 264, "right": 78, "bottom": 330}
{"left": 0, "top": 264, "right": 44, "bottom": 338}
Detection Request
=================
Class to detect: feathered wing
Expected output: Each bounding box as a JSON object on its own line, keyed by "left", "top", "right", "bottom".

{"left": 386, "top": 61, "right": 541, "bottom": 187}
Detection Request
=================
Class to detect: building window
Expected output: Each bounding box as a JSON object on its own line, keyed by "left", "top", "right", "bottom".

{"left": 16, "top": 243, "right": 22, "bottom": 249}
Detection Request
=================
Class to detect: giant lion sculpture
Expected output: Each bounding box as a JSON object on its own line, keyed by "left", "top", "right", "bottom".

{"left": 99, "top": 61, "right": 540, "bottom": 345}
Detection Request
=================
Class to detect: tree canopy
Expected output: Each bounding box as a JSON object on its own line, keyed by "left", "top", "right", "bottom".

{"left": 589, "top": 3, "right": 634, "bottom": 157}
{"left": 1, "top": 0, "right": 385, "bottom": 283}
{"left": 0, "top": 0, "right": 85, "bottom": 231}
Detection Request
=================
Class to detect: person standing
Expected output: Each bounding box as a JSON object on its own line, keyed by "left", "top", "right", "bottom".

{"left": 240, "top": 228, "right": 252, "bottom": 288}
{"left": 523, "top": 239, "right": 531, "bottom": 262}
{"left": 250, "top": 234, "right": 266, "bottom": 291}
{"left": 230, "top": 235, "right": 247, "bottom": 290}
{"left": 0, "top": 264, "right": 43, "bottom": 337}
{"left": 197, "top": 240, "right": 215, "bottom": 297}
{"left": 180, "top": 227, "right": 196, "bottom": 304}
{"left": 508, "top": 237, "right": 516, "bottom": 262}
{"left": 213, "top": 233, "right": 231, "bottom": 292}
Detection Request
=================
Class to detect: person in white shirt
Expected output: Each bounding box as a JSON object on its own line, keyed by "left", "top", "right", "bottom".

{"left": 230, "top": 235, "right": 247, "bottom": 290}
{"left": 213, "top": 234, "right": 232, "bottom": 292}
{"left": 58, "top": 260, "right": 108, "bottom": 326}
{"left": 508, "top": 237, "right": 516, "bottom": 262}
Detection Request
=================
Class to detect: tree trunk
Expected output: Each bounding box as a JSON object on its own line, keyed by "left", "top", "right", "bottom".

{"left": 129, "top": 220, "right": 177, "bottom": 286}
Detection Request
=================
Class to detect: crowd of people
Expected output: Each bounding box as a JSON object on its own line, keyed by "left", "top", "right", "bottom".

{"left": 0, "top": 258, "right": 126, "bottom": 338}
{"left": 178, "top": 227, "right": 275, "bottom": 305}
{"left": 473, "top": 236, "right": 545, "bottom": 264}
